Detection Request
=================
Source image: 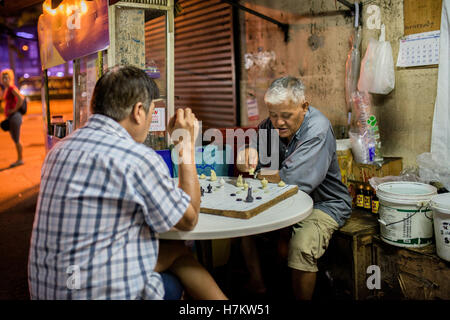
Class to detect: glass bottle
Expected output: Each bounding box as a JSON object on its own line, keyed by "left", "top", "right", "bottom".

{"left": 364, "top": 185, "right": 373, "bottom": 212}
{"left": 371, "top": 190, "right": 379, "bottom": 215}
{"left": 356, "top": 184, "right": 364, "bottom": 209}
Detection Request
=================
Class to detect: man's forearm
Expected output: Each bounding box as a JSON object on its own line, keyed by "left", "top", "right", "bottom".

{"left": 257, "top": 169, "right": 281, "bottom": 183}
{"left": 178, "top": 147, "right": 201, "bottom": 212}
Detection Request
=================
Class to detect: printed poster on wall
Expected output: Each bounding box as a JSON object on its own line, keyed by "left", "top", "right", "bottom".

{"left": 150, "top": 108, "right": 166, "bottom": 132}
{"left": 403, "top": 0, "right": 442, "bottom": 35}
{"left": 85, "top": 56, "right": 98, "bottom": 119}
{"left": 38, "top": 0, "right": 109, "bottom": 70}
{"left": 247, "top": 98, "right": 259, "bottom": 121}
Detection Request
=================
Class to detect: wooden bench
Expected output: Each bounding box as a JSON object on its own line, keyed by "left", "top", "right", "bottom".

{"left": 321, "top": 208, "right": 379, "bottom": 299}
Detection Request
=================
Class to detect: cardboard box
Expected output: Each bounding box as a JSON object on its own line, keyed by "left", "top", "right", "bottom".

{"left": 337, "top": 147, "right": 353, "bottom": 186}
{"left": 349, "top": 157, "right": 403, "bottom": 184}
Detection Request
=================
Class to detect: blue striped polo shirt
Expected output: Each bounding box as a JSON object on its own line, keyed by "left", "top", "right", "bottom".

{"left": 28, "top": 114, "right": 190, "bottom": 299}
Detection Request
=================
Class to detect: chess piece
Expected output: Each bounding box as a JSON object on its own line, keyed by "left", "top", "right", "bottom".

{"left": 199, "top": 173, "right": 206, "bottom": 179}
{"left": 207, "top": 184, "right": 213, "bottom": 193}
{"left": 236, "top": 174, "right": 243, "bottom": 187}
{"left": 243, "top": 182, "right": 249, "bottom": 190}
{"left": 245, "top": 187, "right": 253, "bottom": 202}
{"left": 248, "top": 167, "right": 255, "bottom": 175}
{"left": 219, "top": 178, "right": 225, "bottom": 187}
{"left": 200, "top": 186, "right": 204, "bottom": 197}
{"left": 278, "top": 180, "right": 286, "bottom": 187}
{"left": 210, "top": 169, "right": 217, "bottom": 181}
{"left": 261, "top": 178, "right": 268, "bottom": 189}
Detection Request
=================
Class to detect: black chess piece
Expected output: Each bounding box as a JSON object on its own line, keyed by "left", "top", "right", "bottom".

{"left": 200, "top": 186, "right": 204, "bottom": 197}
{"left": 207, "top": 184, "right": 213, "bottom": 193}
{"left": 245, "top": 187, "right": 253, "bottom": 203}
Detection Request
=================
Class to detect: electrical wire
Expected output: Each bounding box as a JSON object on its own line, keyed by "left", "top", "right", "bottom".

{"left": 383, "top": 205, "right": 430, "bottom": 227}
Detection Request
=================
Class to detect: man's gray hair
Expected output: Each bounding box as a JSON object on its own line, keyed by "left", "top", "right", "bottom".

{"left": 264, "top": 76, "right": 306, "bottom": 106}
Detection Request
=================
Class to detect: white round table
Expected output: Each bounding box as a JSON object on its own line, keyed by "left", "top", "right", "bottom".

{"left": 159, "top": 189, "right": 313, "bottom": 240}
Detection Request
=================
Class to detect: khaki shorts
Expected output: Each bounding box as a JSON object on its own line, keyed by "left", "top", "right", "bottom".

{"left": 288, "top": 209, "right": 339, "bottom": 272}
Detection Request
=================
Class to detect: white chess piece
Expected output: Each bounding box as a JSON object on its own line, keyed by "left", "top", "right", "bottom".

{"left": 261, "top": 178, "right": 268, "bottom": 189}
{"left": 210, "top": 169, "right": 217, "bottom": 181}
{"left": 236, "top": 174, "right": 243, "bottom": 187}
{"left": 219, "top": 178, "right": 225, "bottom": 188}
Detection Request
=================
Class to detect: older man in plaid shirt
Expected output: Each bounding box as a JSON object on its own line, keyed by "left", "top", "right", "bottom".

{"left": 28, "top": 65, "right": 227, "bottom": 300}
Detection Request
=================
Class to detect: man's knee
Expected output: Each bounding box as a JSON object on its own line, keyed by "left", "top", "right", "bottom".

{"left": 288, "top": 219, "right": 335, "bottom": 271}
{"left": 289, "top": 226, "right": 316, "bottom": 257}
{"left": 156, "top": 241, "right": 192, "bottom": 272}
{"left": 287, "top": 231, "right": 318, "bottom": 272}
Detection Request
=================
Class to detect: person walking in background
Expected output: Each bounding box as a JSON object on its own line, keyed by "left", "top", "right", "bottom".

{"left": 1, "top": 68, "right": 24, "bottom": 168}
{"left": 0, "top": 84, "right": 4, "bottom": 113}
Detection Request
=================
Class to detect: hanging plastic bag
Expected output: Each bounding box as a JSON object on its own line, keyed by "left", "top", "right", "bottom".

{"left": 345, "top": 27, "right": 362, "bottom": 118}
{"left": 345, "top": 2, "right": 361, "bottom": 128}
{"left": 358, "top": 24, "right": 395, "bottom": 94}
{"left": 417, "top": 152, "right": 450, "bottom": 191}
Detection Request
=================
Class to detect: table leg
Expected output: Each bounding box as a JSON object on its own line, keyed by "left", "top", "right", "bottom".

{"left": 195, "top": 240, "right": 213, "bottom": 271}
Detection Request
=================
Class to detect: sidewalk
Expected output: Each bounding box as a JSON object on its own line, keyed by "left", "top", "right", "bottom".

{"left": 0, "top": 115, "right": 45, "bottom": 212}
{"left": 0, "top": 99, "right": 72, "bottom": 212}
{"left": 0, "top": 100, "right": 71, "bottom": 300}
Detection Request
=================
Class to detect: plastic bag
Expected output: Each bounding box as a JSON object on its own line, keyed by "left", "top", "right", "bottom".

{"left": 368, "top": 172, "right": 424, "bottom": 190}
{"left": 417, "top": 152, "right": 450, "bottom": 191}
{"left": 349, "top": 129, "right": 375, "bottom": 164}
{"left": 358, "top": 24, "right": 395, "bottom": 95}
{"left": 431, "top": 0, "right": 450, "bottom": 169}
{"left": 345, "top": 27, "right": 362, "bottom": 116}
{"left": 350, "top": 91, "right": 382, "bottom": 162}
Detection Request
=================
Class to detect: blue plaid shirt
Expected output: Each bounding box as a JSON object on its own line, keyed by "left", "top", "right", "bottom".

{"left": 28, "top": 114, "right": 190, "bottom": 300}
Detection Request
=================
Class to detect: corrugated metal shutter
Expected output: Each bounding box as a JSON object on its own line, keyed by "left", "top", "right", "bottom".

{"left": 145, "top": 0, "right": 237, "bottom": 129}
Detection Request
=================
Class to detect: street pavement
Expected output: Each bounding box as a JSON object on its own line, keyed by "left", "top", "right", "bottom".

{"left": 0, "top": 113, "right": 45, "bottom": 212}
{"left": 0, "top": 99, "right": 72, "bottom": 212}
{"left": 0, "top": 99, "right": 71, "bottom": 300}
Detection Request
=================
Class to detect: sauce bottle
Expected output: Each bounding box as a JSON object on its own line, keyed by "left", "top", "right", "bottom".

{"left": 356, "top": 184, "right": 364, "bottom": 209}
{"left": 364, "top": 185, "right": 373, "bottom": 212}
{"left": 371, "top": 190, "right": 379, "bottom": 215}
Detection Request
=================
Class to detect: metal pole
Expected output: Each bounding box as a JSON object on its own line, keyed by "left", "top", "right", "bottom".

{"left": 337, "top": 0, "right": 355, "bottom": 10}
{"left": 337, "top": 0, "right": 362, "bottom": 26}
{"left": 221, "top": 0, "right": 290, "bottom": 42}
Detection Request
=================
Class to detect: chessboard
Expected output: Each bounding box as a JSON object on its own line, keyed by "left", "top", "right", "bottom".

{"left": 174, "top": 175, "right": 298, "bottom": 219}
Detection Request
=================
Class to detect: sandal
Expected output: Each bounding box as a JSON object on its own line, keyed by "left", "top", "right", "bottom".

{"left": 9, "top": 160, "right": 24, "bottom": 168}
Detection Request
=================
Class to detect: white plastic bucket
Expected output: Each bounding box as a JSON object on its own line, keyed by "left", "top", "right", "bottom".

{"left": 377, "top": 182, "right": 437, "bottom": 248}
{"left": 430, "top": 193, "right": 450, "bottom": 262}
